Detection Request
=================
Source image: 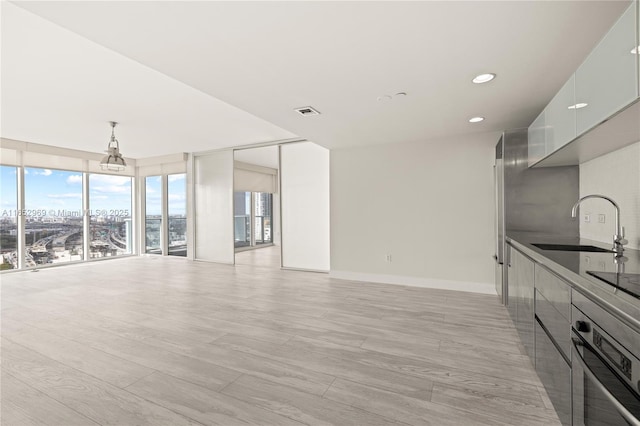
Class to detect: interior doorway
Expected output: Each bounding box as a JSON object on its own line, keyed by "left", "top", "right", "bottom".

{"left": 233, "top": 146, "right": 280, "bottom": 268}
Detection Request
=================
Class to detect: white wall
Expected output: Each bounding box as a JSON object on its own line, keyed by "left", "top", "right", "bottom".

{"left": 281, "top": 142, "right": 330, "bottom": 271}
{"left": 193, "top": 150, "right": 234, "bottom": 263}
{"left": 330, "top": 134, "right": 497, "bottom": 294}
{"left": 579, "top": 141, "right": 640, "bottom": 249}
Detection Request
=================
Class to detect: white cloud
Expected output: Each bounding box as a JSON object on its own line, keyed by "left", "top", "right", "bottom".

{"left": 66, "top": 175, "right": 82, "bottom": 185}
{"left": 90, "top": 174, "right": 131, "bottom": 186}
{"left": 92, "top": 185, "right": 130, "bottom": 194}
{"left": 168, "top": 174, "right": 186, "bottom": 183}
{"left": 47, "top": 193, "right": 82, "bottom": 199}
{"left": 30, "top": 169, "right": 53, "bottom": 176}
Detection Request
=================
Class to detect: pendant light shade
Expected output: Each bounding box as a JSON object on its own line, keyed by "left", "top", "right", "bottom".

{"left": 100, "top": 121, "right": 127, "bottom": 171}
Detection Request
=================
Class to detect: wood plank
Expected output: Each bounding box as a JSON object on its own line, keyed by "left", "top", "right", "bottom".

{"left": 221, "top": 374, "right": 403, "bottom": 426}
{"left": 1, "top": 371, "right": 100, "bottom": 426}
{"left": 2, "top": 339, "right": 202, "bottom": 426}
{"left": 0, "top": 249, "right": 560, "bottom": 425}
{"left": 2, "top": 318, "right": 155, "bottom": 388}
{"left": 126, "top": 371, "right": 303, "bottom": 426}
{"left": 323, "top": 378, "right": 523, "bottom": 426}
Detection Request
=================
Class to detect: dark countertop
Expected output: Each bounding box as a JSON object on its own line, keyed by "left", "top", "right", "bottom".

{"left": 506, "top": 232, "right": 640, "bottom": 333}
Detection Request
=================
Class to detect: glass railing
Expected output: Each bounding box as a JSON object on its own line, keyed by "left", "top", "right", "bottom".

{"left": 234, "top": 215, "right": 251, "bottom": 248}
{"left": 145, "top": 217, "right": 162, "bottom": 254}
{"left": 255, "top": 216, "right": 272, "bottom": 244}
{"left": 168, "top": 216, "right": 187, "bottom": 257}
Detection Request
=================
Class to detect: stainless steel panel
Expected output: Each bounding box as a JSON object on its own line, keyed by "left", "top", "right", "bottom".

{"left": 507, "top": 245, "right": 535, "bottom": 358}
{"left": 572, "top": 326, "right": 640, "bottom": 425}
{"left": 536, "top": 320, "right": 572, "bottom": 426}
{"left": 535, "top": 266, "right": 572, "bottom": 322}
{"left": 536, "top": 289, "right": 571, "bottom": 360}
{"left": 507, "top": 246, "right": 517, "bottom": 321}
{"left": 495, "top": 137, "right": 504, "bottom": 264}
{"left": 503, "top": 129, "right": 579, "bottom": 237}
{"left": 572, "top": 292, "right": 640, "bottom": 364}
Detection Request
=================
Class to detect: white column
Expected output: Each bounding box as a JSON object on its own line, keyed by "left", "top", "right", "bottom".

{"left": 193, "top": 150, "right": 234, "bottom": 264}
{"left": 280, "top": 141, "right": 330, "bottom": 272}
{"left": 16, "top": 155, "right": 25, "bottom": 269}
{"left": 82, "top": 167, "right": 90, "bottom": 261}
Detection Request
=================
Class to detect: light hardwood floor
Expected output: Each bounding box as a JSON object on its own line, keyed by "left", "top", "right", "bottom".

{"left": 1, "top": 247, "right": 560, "bottom": 425}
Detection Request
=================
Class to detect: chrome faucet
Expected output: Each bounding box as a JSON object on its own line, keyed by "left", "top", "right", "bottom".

{"left": 571, "top": 194, "right": 627, "bottom": 255}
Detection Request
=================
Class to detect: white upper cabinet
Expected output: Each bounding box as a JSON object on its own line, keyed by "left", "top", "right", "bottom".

{"left": 637, "top": 1, "right": 640, "bottom": 94}
{"left": 575, "top": 1, "right": 638, "bottom": 136}
{"left": 528, "top": 110, "right": 546, "bottom": 167}
{"left": 545, "top": 75, "right": 577, "bottom": 154}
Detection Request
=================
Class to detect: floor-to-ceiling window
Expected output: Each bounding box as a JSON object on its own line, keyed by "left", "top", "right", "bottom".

{"left": 24, "top": 167, "right": 84, "bottom": 266}
{"left": 0, "top": 166, "right": 18, "bottom": 270}
{"left": 89, "top": 174, "right": 132, "bottom": 258}
{"left": 254, "top": 192, "right": 272, "bottom": 245}
{"left": 145, "top": 176, "right": 162, "bottom": 254}
{"left": 168, "top": 173, "right": 186, "bottom": 257}
{"left": 234, "top": 191, "right": 251, "bottom": 248}
{"left": 234, "top": 191, "right": 273, "bottom": 250}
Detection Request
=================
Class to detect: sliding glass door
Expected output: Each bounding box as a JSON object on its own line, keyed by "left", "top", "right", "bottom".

{"left": 168, "top": 173, "right": 186, "bottom": 257}
{"left": 254, "top": 192, "right": 272, "bottom": 245}
{"left": 145, "top": 176, "right": 162, "bottom": 254}
{"left": 234, "top": 192, "right": 251, "bottom": 248}
{"left": 234, "top": 191, "right": 273, "bottom": 249}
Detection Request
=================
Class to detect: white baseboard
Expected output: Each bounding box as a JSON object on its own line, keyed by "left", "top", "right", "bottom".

{"left": 329, "top": 270, "right": 497, "bottom": 295}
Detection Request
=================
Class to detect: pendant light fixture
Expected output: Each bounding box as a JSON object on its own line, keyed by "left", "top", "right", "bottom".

{"left": 100, "top": 121, "right": 127, "bottom": 171}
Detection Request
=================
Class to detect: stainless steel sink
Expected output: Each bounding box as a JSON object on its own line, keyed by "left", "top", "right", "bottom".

{"left": 532, "top": 243, "right": 614, "bottom": 253}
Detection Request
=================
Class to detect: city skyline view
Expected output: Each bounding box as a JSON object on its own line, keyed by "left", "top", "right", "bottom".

{"left": 1, "top": 167, "right": 187, "bottom": 217}
{"left": 1, "top": 166, "right": 187, "bottom": 268}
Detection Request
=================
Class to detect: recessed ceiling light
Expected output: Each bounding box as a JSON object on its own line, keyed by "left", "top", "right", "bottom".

{"left": 472, "top": 73, "right": 496, "bottom": 84}
{"left": 631, "top": 45, "right": 639, "bottom": 54}
{"left": 567, "top": 103, "right": 588, "bottom": 110}
{"left": 469, "top": 116, "right": 485, "bottom": 123}
{"left": 394, "top": 92, "right": 407, "bottom": 97}
{"left": 377, "top": 95, "right": 392, "bottom": 102}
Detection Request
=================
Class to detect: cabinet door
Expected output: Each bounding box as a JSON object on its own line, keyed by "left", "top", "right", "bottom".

{"left": 507, "top": 247, "right": 535, "bottom": 359}
{"left": 528, "top": 110, "right": 546, "bottom": 167}
{"left": 545, "top": 75, "right": 576, "bottom": 154}
{"left": 507, "top": 246, "right": 518, "bottom": 322}
{"left": 575, "top": 2, "right": 638, "bottom": 136}
{"left": 535, "top": 320, "right": 571, "bottom": 426}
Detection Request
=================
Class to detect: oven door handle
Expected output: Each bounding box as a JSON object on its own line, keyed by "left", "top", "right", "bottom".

{"left": 572, "top": 338, "right": 640, "bottom": 426}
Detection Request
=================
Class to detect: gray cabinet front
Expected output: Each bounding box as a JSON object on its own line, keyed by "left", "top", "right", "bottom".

{"left": 508, "top": 246, "right": 535, "bottom": 359}
{"left": 536, "top": 320, "right": 572, "bottom": 426}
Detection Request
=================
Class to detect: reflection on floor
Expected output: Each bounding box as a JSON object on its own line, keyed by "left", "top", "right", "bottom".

{"left": 234, "top": 244, "right": 280, "bottom": 268}
{"left": 1, "top": 255, "right": 560, "bottom": 425}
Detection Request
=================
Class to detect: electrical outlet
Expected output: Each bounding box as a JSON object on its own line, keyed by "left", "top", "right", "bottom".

{"left": 598, "top": 214, "right": 606, "bottom": 223}
{"left": 583, "top": 214, "right": 590, "bottom": 223}
{"left": 385, "top": 254, "right": 392, "bottom": 263}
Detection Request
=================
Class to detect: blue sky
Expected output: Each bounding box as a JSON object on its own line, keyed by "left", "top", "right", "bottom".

{"left": 0, "top": 167, "right": 185, "bottom": 217}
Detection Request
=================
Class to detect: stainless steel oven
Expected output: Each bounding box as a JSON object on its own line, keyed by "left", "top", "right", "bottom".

{"left": 572, "top": 303, "right": 640, "bottom": 426}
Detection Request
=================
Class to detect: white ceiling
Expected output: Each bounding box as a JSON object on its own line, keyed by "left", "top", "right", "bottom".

{"left": 2, "top": 1, "right": 631, "bottom": 159}
{"left": 234, "top": 145, "right": 279, "bottom": 170}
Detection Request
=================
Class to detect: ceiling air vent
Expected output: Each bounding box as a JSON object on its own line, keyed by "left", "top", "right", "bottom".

{"left": 294, "top": 106, "right": 321, "bottom": 116}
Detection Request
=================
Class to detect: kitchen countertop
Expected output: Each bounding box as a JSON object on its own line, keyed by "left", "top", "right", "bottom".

{"left": 506, "top": 232, "right": 640, "bottom": 334}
